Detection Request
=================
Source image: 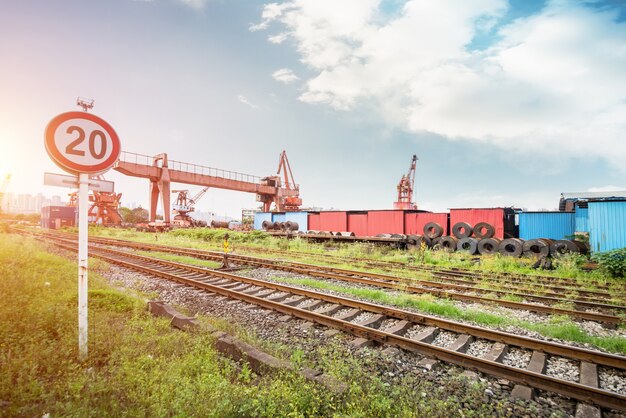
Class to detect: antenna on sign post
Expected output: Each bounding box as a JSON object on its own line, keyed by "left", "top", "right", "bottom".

{"left": 76, "top": 97, "right": 95, "bottom": 112}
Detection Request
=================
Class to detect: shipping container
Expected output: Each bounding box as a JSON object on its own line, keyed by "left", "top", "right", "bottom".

{"left": 367, "top": 210, "right": 404, "bottom": 236}
{"left": 449, "top": 208, "right": 516, "bottom": 239}
{"left": 518, "top": 212, "right": 575, "bottom": 240}
{"left": 319, "top": 211, "right": 347, "bottom": 232}
{"left": 307, "top": 212, "right": 320, "bottom": 230}
{"left": 284, "top": 212, "right": 308, "bottom": 232}
{"left": 347, "top": 212, "right": 368, "bottom": 237}
{"left": 41, "top": 206, "right": 76, "bottom": 229}
{"left": 575, "top": 207, "right": 589, "bottom": 233}
{"left": 253, "top": 212, "right": 272, "bottom": 230}
{"left": 271, "top": 213, "right": 286, "bottom": 223}
{"left": 588, "top": 200, "right": 626, "bottom": 253}
{"left": 404, "top": 212, "right": 449, "bottom": 236}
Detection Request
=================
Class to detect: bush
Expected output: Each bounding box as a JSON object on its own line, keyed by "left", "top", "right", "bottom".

{"left": 593, "top": 247, "right": 626, "bottom": 278}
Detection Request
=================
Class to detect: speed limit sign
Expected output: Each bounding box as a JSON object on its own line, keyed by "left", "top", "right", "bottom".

{"left": 45, "top": 111, "right": 120, "bottom": 174}
{"left": 44, "top": 109, "right": 121, "bottom": 361}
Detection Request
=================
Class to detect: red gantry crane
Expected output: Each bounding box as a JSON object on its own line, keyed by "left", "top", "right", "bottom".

{"left": 113, "top": 150, "right": 302, "bottom": 224}
{"left": 393, "top": 154, "right": 418, "bottom": 210}
{"left": 172, "top": 187, "right": 209, "bottom": 227}
{"left": 0, "top": 174, "right": 11, "bottom": 214}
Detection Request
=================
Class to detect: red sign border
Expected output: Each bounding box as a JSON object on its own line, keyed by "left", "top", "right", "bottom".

{"left": 45, "top": 111, "right": 121, "bottom": 174}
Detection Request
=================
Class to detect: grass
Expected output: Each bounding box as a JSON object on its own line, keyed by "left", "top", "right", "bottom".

{"left": 1, "top": 232, "right": 522, "bottom": 417}
{"left": 271, "top": 276, "right": 626, "bottom": 354}
{"left": 136, "top": 250, "right": 222, "bottom": 269}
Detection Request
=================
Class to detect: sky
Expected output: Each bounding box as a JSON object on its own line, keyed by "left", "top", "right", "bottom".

{"left": 1, "top": 0, "right": 625, "bottom": 218}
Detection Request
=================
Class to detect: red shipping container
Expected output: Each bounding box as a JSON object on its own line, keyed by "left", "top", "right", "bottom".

{"left": 449, "top": 208, "right": 506, "bottom": 239}
{"left": 319, "top": 211, "right": 348, "bottom": 232}
{"left": 404, "top": 212, "right": 448, "bottom": 236}
{"left": 367, "top": 210, "right": 404, "bottom": 236}
{"left": 347, "top": 213, "right": 368, "bottom": 237}
{"left": 307, "top": 213, "right": 320, "bottom": 231}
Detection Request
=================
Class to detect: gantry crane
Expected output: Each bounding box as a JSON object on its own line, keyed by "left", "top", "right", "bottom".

{"left": 68, "top": 175, "right": 123, "bottom": 226}
{"left": 275, "top": 150, "right": 302, "bottom": 211}
{"left": 172, "top": 187, "right": 209, "bottom": 227}
{"left": 0, "top": 174, "right": 11, "bottom": 214}
{"left": 393, "top": 155, "right": 418, "bottom": 210}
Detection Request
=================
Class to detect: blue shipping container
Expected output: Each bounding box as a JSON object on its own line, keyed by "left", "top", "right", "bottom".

{"left": 253, "top": 212, "right": 272, "bottom": 231}
{"left": 284, "top": 212, "right": 308, "bottom": 232}
{"left": 518, "top": 212, "right": 575, "bottom": 240}
{"left": 272, "top": 213, "right": 286, "bottom": 223}
{"left": 588, "top": 201, "right": 626, "bottom": 253}
{"left": 575, "top": 207, "right": 589, "bottom": 233}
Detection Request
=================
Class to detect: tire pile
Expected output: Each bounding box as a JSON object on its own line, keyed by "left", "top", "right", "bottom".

{"left": 262, "top": 220, "right": 300, "bottom": 232}
{"left": 407, "top": 221, "right": 587, "bottom": 257}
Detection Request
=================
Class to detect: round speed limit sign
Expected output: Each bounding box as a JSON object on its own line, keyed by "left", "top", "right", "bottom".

{"left": 45, "top": 111, "right": 121, "bottom": 174}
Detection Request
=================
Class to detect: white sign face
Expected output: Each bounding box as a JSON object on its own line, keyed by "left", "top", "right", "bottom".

{"left": 45, "top": 112, "right": 121, "bottom": 174}
{"left": 44, "top": 172, "right": 115, "bottom": 193}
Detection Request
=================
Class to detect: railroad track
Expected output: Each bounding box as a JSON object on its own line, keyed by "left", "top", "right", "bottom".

{"left": 42, "top": 231, "right": 626, "bottom": 325}
{"left": 35, "top": 233, "right": 626, "bottom": 413}
{"left": 228, "top": 245, "right": 618, "bottom": 293}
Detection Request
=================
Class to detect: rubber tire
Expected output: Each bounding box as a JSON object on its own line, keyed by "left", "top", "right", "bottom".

{"left": 473, "top": 222, "right": 495, "bottom": 239}
{"left": 452, "top": 222, "right": 473, "bottom": 239}
{"left": 478, "top": 238, "right": 501, "bottom": 255}
{"left": 261, "top": 220, "right": 273, "bottom": 230}
{"left": 439, "top": 236, "right": 458, "bottom": 252}
{"left": 523, "top": 239, "right": 551, "bottom": 258}
{"left": 415, "top": 235, "right": 432, "bottom": 248}
{"left": 550, "top": 239, "right": 580, "bottom": 256}
{"left": 407, "top": 234, "right": 420, "bottom": 246}
{"left": 423, "top": 222, "right": 444, "bottom": 239}
{"left": 457, "top": 237, "right": 479, "bottom": 254}
{"left": 376, "top": 234, "right": 392, "bottom": 238}
{"left": 498, "top": 238, "right": 524, "bottom": 257}
{"left": 430, "top": 237, "right": 442, "bottom": 249}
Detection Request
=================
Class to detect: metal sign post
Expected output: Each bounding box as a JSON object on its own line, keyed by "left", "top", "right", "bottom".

{"left": 77, "top": 173, "right": 89, "bottom": 360}
{"left": 44, "top": 107, "right": 120, "bottom": 361}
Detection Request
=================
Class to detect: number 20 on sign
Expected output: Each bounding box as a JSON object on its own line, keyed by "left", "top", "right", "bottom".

{"left": 44, "top": 111, "right": 121, "bottom": 361}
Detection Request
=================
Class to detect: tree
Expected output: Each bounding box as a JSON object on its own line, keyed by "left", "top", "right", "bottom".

{"left": 120, "top": 206, "right": 149, "bottom": 224}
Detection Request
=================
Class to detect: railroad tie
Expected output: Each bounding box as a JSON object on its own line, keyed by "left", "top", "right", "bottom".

{"left": 482, "top": 343, "right": 508, "bottom": 363}
{"left": 448, "top": 334, "right": 474, "bottom": 353}
{"left": 385, "top": 320, "right": 412, "bottom": 335}
{"left": 575, "top": 362, "right": 601, "bottom": 418}
{"left": 510, "top": 351, "right": 547, "bottom": 401}
{"left": 283, "top": 296, "right": 307, "bottom": 306}
{"left": 315, "top": 304, "right": 343, "bottom": 316}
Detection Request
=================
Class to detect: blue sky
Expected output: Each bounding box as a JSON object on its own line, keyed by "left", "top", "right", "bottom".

{"left": 1, "top": 0, "right": 625, "bottom": 217}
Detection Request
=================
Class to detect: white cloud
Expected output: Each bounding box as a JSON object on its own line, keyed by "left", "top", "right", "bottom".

{"left": 272, "top": 68, "right": 300, "bottom": 84}
{"left": 588, "top": 185, "right": 626, "bottom": 193}
{"left": 237, "top": 94, "right": 259, "bottom": 109}
{"left": 254, "top": 0, "right": 626, "bottom": 170}
{"left": 268, "top": 32, "right": 289, "bottom": 44}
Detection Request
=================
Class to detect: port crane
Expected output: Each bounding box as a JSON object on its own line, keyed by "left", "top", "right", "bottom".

{"left": 393, "top": 155, "right": 418, "bottom": 210}
{"left": 172, "top": 187, "right": 209, "bottom": 227}
{"left": 0, "top": 174, "right": 10, "bottom": 214}
{"left": 67, "top": 175, "right": 123, "bottom": 226}
{"left": 114, "top": 150, "right": 302, "bottom": 224}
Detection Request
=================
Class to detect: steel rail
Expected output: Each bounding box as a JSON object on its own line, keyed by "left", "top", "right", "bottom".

{"left": 46, "top": 237, "right": 626, "bottom": 369}
{"left": 61, "top": 234, "right": 624, "bottom": 324}
{"left": 46, "top": 238, "right": 626, "bottom": 411}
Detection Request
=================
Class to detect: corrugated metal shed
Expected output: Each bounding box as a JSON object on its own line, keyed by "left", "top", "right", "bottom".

{"left": 347, "top": 212, "right": 368, "bottom": 237}
{"left": 307, "top": 212, "right": 320, "bottom": 230}
{"left": 588, "top": 201, "right": 626, "bottom": 253}
{"left": 367, "top": 210, "right": 404, "bottom": 236}
{"left": 285, "top": 212, "right": 308, "bottom": 232}
{"left": 253, "top": 212, "right": 272, "bottom": 230}
{"left": 404, "top": 212, "right": 448, "bottom": 236}
{"left": 518, "top": 212, "right": 575, "bottom": 240}
{"left": 575, "top": 207, "right": 589, "bottom": 233}
{"left": 449, "top": 208, "right": 514, "bottom": 239}
{"left": 271, "top": 213, "right": 286, "bottom": 223}
{"left": 319, "top": 211, "right": 347, "bottom": 232}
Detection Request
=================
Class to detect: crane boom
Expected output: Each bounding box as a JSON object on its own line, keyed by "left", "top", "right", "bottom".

{"left": 393, "top": 155, "right": 418, "bottom": 210}
{"left": 0, "top": 174, "right": 11, "bottom": 214}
